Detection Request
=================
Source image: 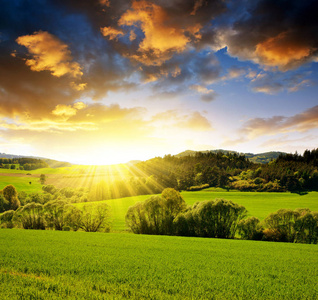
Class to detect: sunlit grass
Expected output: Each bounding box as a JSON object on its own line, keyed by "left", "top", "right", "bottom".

{"left": 0, "top": 176, "right": 42, "bottom": 193}
{"left": 0, "top": 229, "right": 317, "bottom": 299}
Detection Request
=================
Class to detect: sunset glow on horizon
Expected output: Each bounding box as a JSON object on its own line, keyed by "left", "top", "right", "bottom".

{"left": 0, "top": 0, "right": 317, "bottom": 165}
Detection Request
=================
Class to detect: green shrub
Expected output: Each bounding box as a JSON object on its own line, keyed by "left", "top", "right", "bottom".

{"left": 237, "top": 216, "right": 264, "bottom": 240}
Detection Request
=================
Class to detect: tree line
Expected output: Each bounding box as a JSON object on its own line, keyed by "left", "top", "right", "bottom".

{"left": 125, "top": 188, "right": 318, "bottom": 244}
{"left": 1, "top": 184, "right": 317, "bottom": 244}
{"left": 0, "top": 184, "right": 110, "bottom": 232}
{"left": 0, "top": 157, "right": 49, "bottom": 170}
{"left": 130, "top": 149, "right": 318, "bottom": 193}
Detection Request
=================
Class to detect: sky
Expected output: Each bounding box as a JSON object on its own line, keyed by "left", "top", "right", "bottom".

{"left": 0, "top": 0, "right": 317, "bottom": 165}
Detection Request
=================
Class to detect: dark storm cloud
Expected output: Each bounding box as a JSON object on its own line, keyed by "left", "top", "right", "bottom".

{"left": 1, "top": 0, "right": 317, "bottom": 117}
{"left": 223, "top": 0, "right": 318, "bottom": 70}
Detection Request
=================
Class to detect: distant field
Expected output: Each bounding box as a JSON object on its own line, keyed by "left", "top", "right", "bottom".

{"left": 0, "top": 175, "right": 42, "bottom": 193}
{"left": 78, "top": 189, "right": 318, "bottom": 231}
{"left": 182, "top": 188, "right": 318, "bottom": 220}
{"left": 0, "top": 229, "right": 317, "bottom": 299}
{"left": 0, "top": 164, "right": 131, "bottom": 190}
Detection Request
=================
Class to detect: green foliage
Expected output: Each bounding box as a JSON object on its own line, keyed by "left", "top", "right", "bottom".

{"left": 0, "top": 157, "right": 49, "bottom": 170}
{"left": 39, "top": 174, "right": 46, "bottom": 185}
{"left": 237, "top": 216, "right": 264, "bottom": 240}
{"left": 77, "top": 203, "right": 111, "bottom": 232}
{"left": 187, "top": 183, "right": 209, "bottom": 191}
{"left": 42, "top": 184, "right": 58, "bottom": 195}
{"left": 0, "top": 194, "right": 9, "bottom": 213}
{"left": 264, "top": 208, "right": 318, "bottom": 243}
{"left": 174, "top": 199, "right": 246, "bottom": 238}
{"left": 294, "top": 210, "right": 318, "bottom": 244}
{"left": 43, "top": 200, "right": 71, "bottom": 230}
{"left": 0, "top": 210, "right": 14, "bottom": 228}
{"left": 2, "top": 185, "right": 20, "bottom": 210}
{"left": 13, "top": 202, "right": 45, "bottom": 230}
{"left": 125, "top": 188, "right": 186, "bottom": 235}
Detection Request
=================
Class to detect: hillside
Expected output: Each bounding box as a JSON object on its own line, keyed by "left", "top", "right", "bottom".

{"left": 0, "top": 152, "right": 71, "bottom": 168}
{"left": 175, "top": 149, "right": 285, "bottom": 164}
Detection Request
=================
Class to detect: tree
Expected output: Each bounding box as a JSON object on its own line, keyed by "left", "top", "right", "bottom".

{"left": 44, "top": 200, "right": 70, "bottom": 230}
{"left": 294, "top": 210, "right": 318, "bottom": 244}
{"left": 42, "top": 184, "right": 58, "bottom": 195}
{"left": 40, "top": 174, "right": 47, "bottom": 185}
{"left": 264, "top": 209, "right": 300, "bottom": 242}
{"left": 0, "top": 194, "right": 9, "bottom": 213}
{"left": 77, "top": 204, "right": 111, "bottom": 232}
{"left": 0, "top": 210, "right": 15, "bottom": 228}
{"left": 237, "top": 216, "right": 264, "bottom": 240}
{"left": 3, "top": 185, "right": 20, "bottom": 210}
{"left": 174, "top": 199, "right": 246, "bottom": 239}
{"left": 126, "top": 188, "right": 186, "bottom": 235}
{"left": 13, "top": 202, "right": 45, "bottom": 229}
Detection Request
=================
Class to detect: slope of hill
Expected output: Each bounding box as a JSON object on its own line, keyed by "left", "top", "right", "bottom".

{"left": 0, "top": 152, "right": 71, "bottom": 168}
{"left": 174, "top": 149, "right": 285, "bottom": 164}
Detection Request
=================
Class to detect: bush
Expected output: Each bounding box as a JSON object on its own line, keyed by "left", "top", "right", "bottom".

{"left": 0, "top": 210, "right": 15, "bottom": 228}
{"left": 187, "top": 184, "right": 210, "bottom": 191}
{"left": 264, "top": 209, "right": 299, "bottom": 242}
{"left": 230, "top": 180, "right": 257, "bottom": 191}
{"left": 237, "top": 217, "right": 264, "bottom": 240}
{"left": 174, "top": 199, "right": 246, "bottom": 239}
{"left": 262, "top": 228, "right": 287, "bottom": 242}
{"left": 294, "top": 210, "right": 318, "bottom": 244}
{"left": 126, "top": 188, "right": 186, "bottom": 235}
{"left": 77, "top": 203, "right": 111, "bottom": 232}
{"left": 13, "top": 202, "right": 45, "bottom": 230}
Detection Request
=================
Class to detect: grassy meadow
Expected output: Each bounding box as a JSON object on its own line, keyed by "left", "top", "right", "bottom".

{"left": 1, "top": 229, "right": 318, "bottom": 299}
{"left": 0, "top": 164, "right": 131, "bottom": 192}
{"left": 0, "top": 175, "right": 43, "bottom": 193}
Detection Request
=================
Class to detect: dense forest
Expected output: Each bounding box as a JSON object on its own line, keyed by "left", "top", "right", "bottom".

{"left": 130, "top": 149, "right": 318, "bottom": 193}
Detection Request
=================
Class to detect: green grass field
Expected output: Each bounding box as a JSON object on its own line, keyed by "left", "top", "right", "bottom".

{"left": 0, "top": 164, "right": 131, "bottom": 191}
{"left": 0, "top": 176, "right": 43, "bottom": 193}
{"left": 0, "top": 229, "right": 317, "bottom": 299}
{"left": 77, "top": 189, "right": 318, "bottom": 231}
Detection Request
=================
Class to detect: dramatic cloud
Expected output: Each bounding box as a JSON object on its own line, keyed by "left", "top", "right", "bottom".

{"left": 16, "top": 31, "right": 83, "bottom": 78}
{"left": 223, "top": 0, "right": 318, "bottom": 71}
{"left": 100, "top": 0, "right": 226, "bottom": 68}
{"left": 0, "top": 0, "right": 317, "bottom": 163}
{"left": 100, "top": 27, "right": 124, "bottom": 40}
{"left": 255, "top": 32, "right": 312, "bottom": 70}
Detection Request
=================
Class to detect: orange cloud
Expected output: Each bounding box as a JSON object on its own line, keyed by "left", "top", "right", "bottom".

{"left": 16, "top": 31, "right": 83, "bottom": 78}
{"left": 255, "top": 32, "right": 312, "bottom": 70}
{"left": 52, "top": 104, "right": 78, "bottom": 118}
{"left": 118, "top": 0, "right": 193, "bottom": 65}
{"left": 100, "top": 26, "right": 124, "bottom": 40}
{"left": 99, "top": 0, "right": 110, "bottom": 7}
{"left": 52, "top": 102, "right": 87, "bottom": 119}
